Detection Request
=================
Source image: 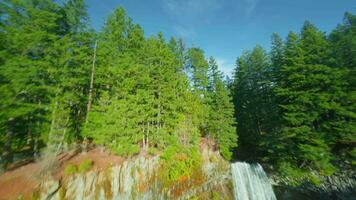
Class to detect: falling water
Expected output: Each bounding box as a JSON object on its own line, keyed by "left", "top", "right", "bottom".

{"left": 231, "top": 162, "right": 277, "bottom": 200}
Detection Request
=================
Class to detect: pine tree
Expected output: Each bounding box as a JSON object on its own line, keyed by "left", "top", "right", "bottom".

{"left": 46, "top": 0, "right": 93, "bottom": 152}
{"left": 186, "top": 48, "right": 210, "bottom": 135}
{"left": 143, "top": 33, "right": 190, "bottom": 149}
{"left": 273, "top": 24, "right": 340, "bottom": 177}
{"left": 82, "top": 7, "right": 144, "bottom": 156}
{"left": 207, "top": 57, "right": 237, "bottom": 159}
{"left": 270, "top": 33, "right": 284, "bottom": 83}
{"left": 328, "top": 13, "right": 356, "bottom": 167}
{"left": 231, "top": 46, "right": 276, "bottom": 160}
{"left": 0, "top": 0, "right": 62, "bottom": 168}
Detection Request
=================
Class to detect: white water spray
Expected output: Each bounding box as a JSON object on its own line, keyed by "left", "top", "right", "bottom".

{"left": 231, "top": 162, "right": 276, "bottom": 200}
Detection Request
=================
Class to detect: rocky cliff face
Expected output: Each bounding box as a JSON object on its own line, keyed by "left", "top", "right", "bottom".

{"left": 36, "top": 146, "right": 233, "bottom": 200}
{"left": 273, "top": 172, "right": 356, "bottom": 200}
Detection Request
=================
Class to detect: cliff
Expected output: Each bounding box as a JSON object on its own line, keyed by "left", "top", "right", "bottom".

{"left": 0, "top": 140, "right": 234, "bottom": 200}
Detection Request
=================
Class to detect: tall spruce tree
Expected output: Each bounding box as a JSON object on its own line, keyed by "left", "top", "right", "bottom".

{"left": 207, "top": 57, "right": 237, "bottom": 159}
{"left": 0, "top": 0, "right": 61, "bottom": 168}
{"left": 232, "top": 46, "right": 276, "bottom": 160}
{"left": 45, "top": 0, "right": 93, "bottom": 152}
{"left": 82, "top": 7, "right": 144, "bottom": 156}
{"left": 273, "top": 23, "right": 342, "bottom": 178}
{"left": 186, "top": 48, "right": 210, "bottom": 135}
{"left": 328, "top": 13, "right": 356, "bottom": 168}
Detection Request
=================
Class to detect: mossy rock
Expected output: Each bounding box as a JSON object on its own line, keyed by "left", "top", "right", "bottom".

{"left": 64, "top": 164, "right": 77, "bottom": 175}
{"left": 78, "top": 159, "right": 93, "bottom": 173}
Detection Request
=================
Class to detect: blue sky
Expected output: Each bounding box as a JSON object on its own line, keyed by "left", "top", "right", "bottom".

{"left": 86, "top": 0, "right": 354, "bottom": 76}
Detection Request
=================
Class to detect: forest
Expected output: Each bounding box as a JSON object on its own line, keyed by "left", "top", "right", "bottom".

{"left": 0, "top": 0, "right": 355, "bottom": 186}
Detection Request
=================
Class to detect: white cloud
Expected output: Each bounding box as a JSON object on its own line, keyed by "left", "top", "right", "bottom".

{"left": 161, "top": 0, "right": 223, "bottom": 37}
{"left": 215, "top": 58, "right": 235, "bottom": 77}
{"left": 243, "top": 0, "right": 259, "bottom": 16}
{"left": 173, "top": 25, "right": 196, "bottom": 38}
{"left": 162, "top": 0, "right": 222, "bottom": 17}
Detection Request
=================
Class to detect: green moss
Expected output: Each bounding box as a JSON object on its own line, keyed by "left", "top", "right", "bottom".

{"left": 78, "top": 159, "right": 93, "bottom": 173}
{"left": 309, "top": 174, "right": 321, "bottom": 186}
{"left": 226, "top": 180, "right": 234, "bottom": 191}
{"left": 64, "top": 164, "right": 77, "bottom": 175}
{"left": 110, "top": 143, "right": 140, "bottom": 157}
{"left": 101, "top": 167, "right": 112, "bottom": 199}
{"left": 209, "top": 154, "right": 218, "bottom": 163}
{"left": 212, "top": 191, "right": 221, "bottom": 200}
{"left": 94, "top": 186, "right": 99, "bottom": 199}
{"left": 103, "top": 179, "right": 112, "bottom": 199}
{"left": 148, "top": 147, "right": 158, "bottom": 155}
{"left": 16, "top": 195, "right": 23, "bottom": 200}
{"left": 59, "top": 186, "right": 67, "bottom": 200}
{"left": 29, "top": 189, "right": 40, "bottom": 200}
{"left": 130, "top": 166, "right": 136, "bottom": 177}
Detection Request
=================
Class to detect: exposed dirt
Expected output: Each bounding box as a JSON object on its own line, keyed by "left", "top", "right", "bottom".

{"left": 200, "top": 137, "right": 218, "bottom": 151}
{"left": 52, "top": 148, "right": 125, "bottom": 179}
{"left": 0, "top": 148, "right": 125, "bottom": 200}
{"left": 0, "top": 161, "right": 41, "bottom": 200}
{"left": 0, "top": 139, "right": 213, "bottom": 199}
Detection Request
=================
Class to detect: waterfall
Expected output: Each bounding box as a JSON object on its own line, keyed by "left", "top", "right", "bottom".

{"left": 231, "top": 162, "right": 276, "bottom": 200}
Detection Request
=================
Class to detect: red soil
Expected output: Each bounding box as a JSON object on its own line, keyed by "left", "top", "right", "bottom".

{"left": 0, "top": 138, "right": 211, "bottom": 199}
{"left": 0, "top": 148, "right": 125, "bottom": 200}
{"left": 0, "top": 161, "right": 41, "bottom": 200}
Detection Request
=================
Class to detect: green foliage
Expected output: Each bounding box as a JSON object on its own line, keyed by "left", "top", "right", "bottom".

{"left": 64, "top": 159, "right": 93, "bottom": 175}
{"left": 110, "top": 143, "right": 140, "bottom": 157}
{"left": 328, "top": 13, "right": 356, "bottom": 166}
{"left": 207, "top": 57, "right": 237, "bottom": 160}
{"left": 147, "top": 147, "right": 158, "bottom": 155}
{"left": 0, "top": 0, "right": 63, "bottom": 167}
{"left": 78, "top": 159, "right": 93, "bottom": 173}
{"left": 1, "top": 0, "right": 353, "bottom": 189}
{"left": 160, "top": 145, "right": 202, "bottom": 186}
{"left": 232, "top": 46, "right": 278, "bottom": 160}
{"left": 81, "top": 8, "right": 203, "bottom": 156}
{"left": 64, "top": 164, "right": 77, "bottom": 175}
{"left": 0, "top": 1, "right": 238, "bottom": 170}
{"left": 309, "top": 175, "right": 321, "bottom": 186}
{"left": 278, "top": 162, "right": 323, "bottom": 186}
{"left": 231, "top": 13, "right": 356, "bottom": 183}
{"left": 271, "top": 23, "right": 342, "bottom": 176}
{"left": 0, "top": 0, "right": 93, "bottom": 168}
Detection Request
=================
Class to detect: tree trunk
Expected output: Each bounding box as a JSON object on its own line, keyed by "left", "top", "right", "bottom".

{"left": 147, "top": 121, "right": 150, "bottom": 149}
{"left": 86, "top": 40, "right": 98, "bottom": 123}
{"left": 56, "top": 116, "right": 70, "bottom": 154}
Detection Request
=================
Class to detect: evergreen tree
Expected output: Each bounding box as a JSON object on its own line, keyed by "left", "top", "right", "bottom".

{"left": 82, "top": 7, "right": 144, "bottom": 156}
{"left": 207, "top": 57, "right": 237, "bottom": 159}
{"left": 328, "top": 13, "right": 356, "bottom": 168}
{"left": 1, "top": 0, "right": 353, "bottom": 180}
{"left": 46, "top": 0, "right": 93, "bottom": 151}
{"left": 273, "top": 24, "right": 341, "bottom": 177}
{"left": 186, "top": 48, "right": 210, "bottom": 135}
{"left": 270, "top": 33, "right": 284, "bottom": 83}
{"left": 231, "top": 46, "right": 276, "bottom": 160}
{"left": 0, "top": 0, "right": 61, "bottom": 167}
{"left": 82, "top": 8, "right": 198, "bottom": 156}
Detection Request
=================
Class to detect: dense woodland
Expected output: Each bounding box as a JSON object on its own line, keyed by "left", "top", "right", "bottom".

{"left": 231, "top": 14, "right": 355, "bottom": 183}
{"left": 0, "top": 0, "right": 355, "bottom": 185}
{"left": 0, "top": 0, "right": 237, "bottom": 178}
